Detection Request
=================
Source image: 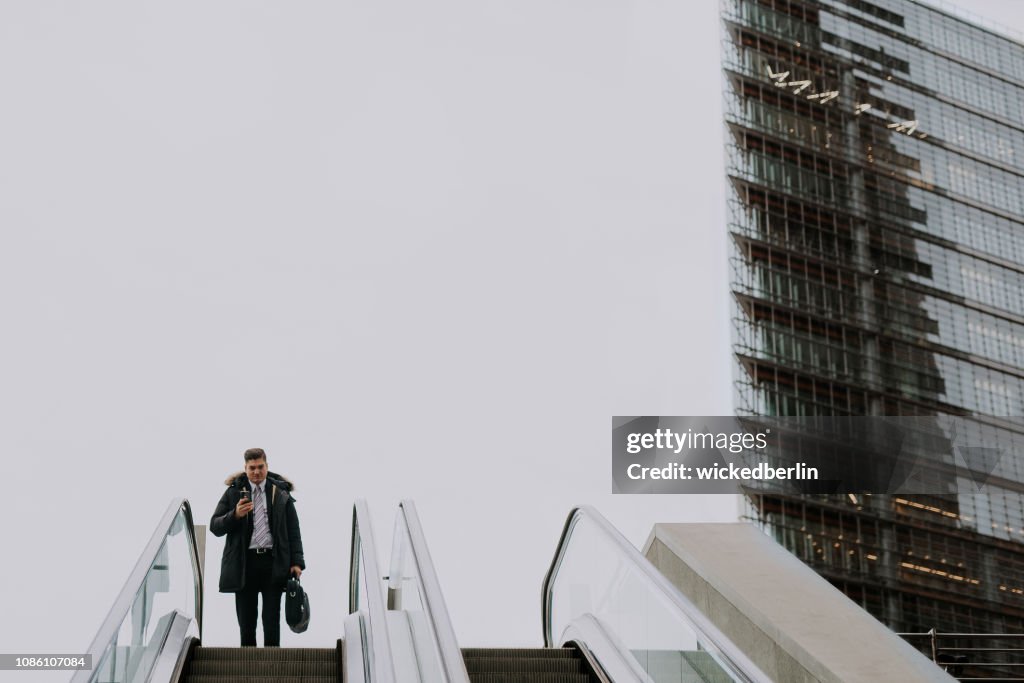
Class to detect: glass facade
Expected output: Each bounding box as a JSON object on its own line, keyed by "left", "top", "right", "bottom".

{"left": 723, "top": 0, "right": 1024, "bottom": 659}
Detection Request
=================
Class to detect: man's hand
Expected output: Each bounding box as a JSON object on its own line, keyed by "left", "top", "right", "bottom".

{"left": 290, "top": 566, "right": 302, "bottom": 579}
{"left": 235, "top": 498, "right": 254, "bottom": 519}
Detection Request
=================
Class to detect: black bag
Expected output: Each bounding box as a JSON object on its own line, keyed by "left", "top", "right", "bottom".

{"left": 285, "top": 576, "right": 310, "bottom": 633}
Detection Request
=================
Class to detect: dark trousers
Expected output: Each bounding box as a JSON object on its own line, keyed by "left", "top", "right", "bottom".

{"left": 235, "top": 550, "right": 282, "bottom": 646}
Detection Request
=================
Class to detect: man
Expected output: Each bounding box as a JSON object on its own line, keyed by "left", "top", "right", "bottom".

{"left": 211, "top": 447, "right": 305, "bottom": 646}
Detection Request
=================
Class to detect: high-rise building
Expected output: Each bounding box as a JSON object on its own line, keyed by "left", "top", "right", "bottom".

{"left": 722, "top": 0, "right": 1024, "bottom": 640}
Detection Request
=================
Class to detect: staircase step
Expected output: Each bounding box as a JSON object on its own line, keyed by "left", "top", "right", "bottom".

{"left": 186, "top": 677, "right": 336, "bottom": 683}
{"left": 460, "top": 647, "right": 597, "bottom": 683}
{"left": 188, "top": 660, "right": 337, "bottom": 676}
{"left": 466, "top": 675, "right": 593, "bottom": 683}
{"left": 462, "top": 648, "right": 578, "bottom": 659}
{"left": 183, "top": 647, "right": 340, "bottom": 683}
{"left": 465, "top": 657, "right": 583, "bottom": 674}
{"left": 192, "top": 647, "right": 337, "bottom": 662}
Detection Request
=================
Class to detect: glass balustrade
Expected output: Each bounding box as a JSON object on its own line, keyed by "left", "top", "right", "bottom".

{"left": 546, "top": 509, "right": 765, "bottom": 683}
{"left": 76, "top": 500, "right": 201, "bottom": 683}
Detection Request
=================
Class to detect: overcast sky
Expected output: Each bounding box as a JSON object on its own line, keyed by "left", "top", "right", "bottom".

{"left": 1, "top": 1, "right": 1021, "bottom": 680}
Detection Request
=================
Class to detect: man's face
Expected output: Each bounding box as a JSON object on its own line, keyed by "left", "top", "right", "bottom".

{"left": 245, "top": 457, "right": 268, "bottom": 485}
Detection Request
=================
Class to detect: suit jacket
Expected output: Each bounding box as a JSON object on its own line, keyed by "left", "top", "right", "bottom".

{"left": 210, "top": 471, "right": 306, "bottom": 592}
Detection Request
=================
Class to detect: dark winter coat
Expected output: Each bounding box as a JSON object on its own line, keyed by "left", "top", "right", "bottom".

{"left": 210, "top": 471, "right": 306, "bottom": 592}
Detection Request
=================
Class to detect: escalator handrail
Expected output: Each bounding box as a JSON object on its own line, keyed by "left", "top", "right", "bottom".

{"left": 350, "top": 500, "right": 397, "bottom": 683}
{"left": 397, "top": 500, "right": 472, "bottom": 683}
{"left": 72, "top": 498, "right": 203, "bottom": 683}
{"left": 564, "top": 613, "right": 654, "bottom": 683}
{"left": 541, "top": 505, "right": 770, "bottom": 683}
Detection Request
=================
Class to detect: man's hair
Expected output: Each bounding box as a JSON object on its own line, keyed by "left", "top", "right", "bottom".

{"left": 244, "top": 448, "right": 267, "bottom": 463}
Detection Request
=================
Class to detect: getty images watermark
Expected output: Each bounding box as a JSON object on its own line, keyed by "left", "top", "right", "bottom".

{"left": 612, "top": 416, "right": 1015, "bottom": 495}
{"left": 624, "top": 427, "right": 817, "bottom": 482}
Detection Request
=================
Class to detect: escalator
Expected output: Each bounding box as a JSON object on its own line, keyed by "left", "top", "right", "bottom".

{"left": 74, "top": 500, "right": 767, "bottom": 683}
{"left": 178, "top": 646, "right": 340, "bottom": 683}
{"left": 461, "top": 647, "right": 599, "bottom": 683}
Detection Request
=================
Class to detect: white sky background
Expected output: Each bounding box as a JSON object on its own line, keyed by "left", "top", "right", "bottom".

{"left": 0, "top": 0, "right": 1020, "bottom": 679}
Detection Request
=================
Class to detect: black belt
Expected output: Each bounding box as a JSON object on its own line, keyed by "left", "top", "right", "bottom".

{"left": 249, "top": 547, "right": 273, "bottom": 554}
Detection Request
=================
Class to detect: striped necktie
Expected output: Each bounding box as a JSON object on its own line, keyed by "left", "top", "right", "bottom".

{"left": 251, "top": 485, "right": 271, "bottom": 548}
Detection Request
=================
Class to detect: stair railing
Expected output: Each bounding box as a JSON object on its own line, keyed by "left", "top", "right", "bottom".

{"left": 385, "top": 500, "right": 471, "bottom": 683}
{"left": 350, "top": 500, "right": 397, "bottom": 683}
{"left": 542, "top": 506, "right": 770, "bottom": 683}
{"left": 899, "top": 630, "right": 1024, "bottom": 679}
{"left": 563, "top": 613, "right": 653, "bottom": 683}
{"left": 73, "top": 498, "right": 203, "bottom": 683}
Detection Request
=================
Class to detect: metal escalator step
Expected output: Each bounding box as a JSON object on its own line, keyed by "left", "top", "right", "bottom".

{"left": 465, "top": 675, "right": 593, "bottom": 683}
{"left": 188, "top": 660, "right": 337, "bottom": 676}
{"left": 186, "top": 677, "right": 336, "bottom": 683}
{"left": 462, "top": 648, "right": 577, "bottom": 659}
{"left": 465, "top": 657, "right": 583, "bottom": 674}
{"left": 192, "top": 647, "right": 337, "bottom": 662}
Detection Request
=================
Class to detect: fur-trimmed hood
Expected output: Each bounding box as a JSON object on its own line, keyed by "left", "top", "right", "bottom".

{"left": 224, "top": 471, "right": 295, "bottom": 492}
